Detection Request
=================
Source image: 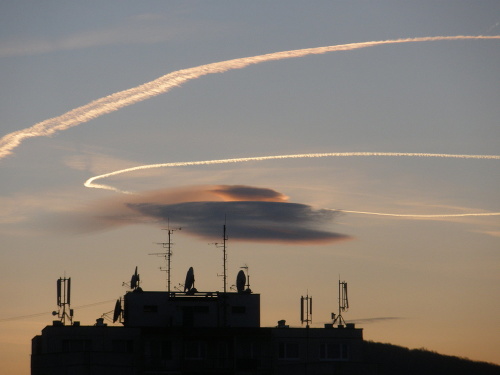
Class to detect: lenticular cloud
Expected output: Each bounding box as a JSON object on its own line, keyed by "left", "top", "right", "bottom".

{"left": 1, "top": 35, "right": 499, "bottom": 159}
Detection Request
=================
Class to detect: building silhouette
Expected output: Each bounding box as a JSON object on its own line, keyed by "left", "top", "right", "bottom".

{"left": 32, "top": 241, "right": 366, "bottom": 374}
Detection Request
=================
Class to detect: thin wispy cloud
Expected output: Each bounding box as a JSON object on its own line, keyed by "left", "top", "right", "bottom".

{"left": 0, "top": 14, "right": 187, "bottom": 58}
{"left": 0, "top": 190, "right": 86, "bottom": 228}
{"left": 348, "top": 317, "right": 404, "bottom": 324}
{"left": 474, "top": 230, "right": 500, "bottom": 238}
{"left": 63, "top": 151, "right": 157, "bottom": 176}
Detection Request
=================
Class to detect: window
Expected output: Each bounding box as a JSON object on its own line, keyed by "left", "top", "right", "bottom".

{"left": 241, "top": 342, "right": 262, "bottom": 359}
{"left": 148, "top": 340, "right": 172, "bottom": 359}
{"left": 185, "top": 341, "right": 206, "bottom": 359}
{"left": 193, "top": 306, "right": 209, "bottom": 313}
{"left": 320, "top": 343, "right": 349, "bottom": 361}
{"left": 62, "top": 339, "right": 92, "bottom": 352}
{"left": 112, "top": 339, "right": 134, "bottom": 353}
{"left": 278, "top": 342, "right": 299, "bottom": 360}
{"left": 232, "top": 306, "right": 246, "bottom": 314}
{"left": 144, "top": 340, "right": 172, "bottom": 366}
{"left": 143, "top": 305, "right": 158, "bottom": 313}
{"left": 217, "top": 341, "right": 230, "bottom": 367}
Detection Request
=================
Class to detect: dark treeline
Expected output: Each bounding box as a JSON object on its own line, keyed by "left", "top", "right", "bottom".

{"left": 362, "top": 341, "right": 500, "bottom": 375}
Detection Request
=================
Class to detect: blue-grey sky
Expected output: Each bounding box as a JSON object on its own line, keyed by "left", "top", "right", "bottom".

{"left": 1, "top": 1, "right": 499, "bottom": 372}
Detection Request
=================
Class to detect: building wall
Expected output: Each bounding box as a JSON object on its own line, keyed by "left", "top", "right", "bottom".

{"left": 271, "top": 326, "right": 364, "bottom": 375}
{"left": 124, "top": 291, "right": 260, "bottom": 328}
{"left": 31, "top": 324, "right": 141, "bottom": 375}
{"left": 32, "top": 323, "right": 364, "bottom": 375}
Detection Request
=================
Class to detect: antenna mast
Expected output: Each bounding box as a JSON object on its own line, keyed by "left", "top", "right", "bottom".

{"left": 212, "top": 220, "right": 228, "bottom": 294}
{"left": 332, "top": 279, "right": 349, "bottom": 326}
{"left": 300, "top": 293, "right": 313, "bottom": 328}
{"left": 222, "top": 223, "right": 227, "bottom": 294}
{"left": 53, "top": 277, "right": 73, "bottom": 325}
{"left": 241, "top": 264, "right": 250, "bottom": 290}
{"left": 149, "top": 223, "right": 181, "bottom": 292}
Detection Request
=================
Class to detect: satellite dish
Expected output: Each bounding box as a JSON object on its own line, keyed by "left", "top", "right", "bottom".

{"left": 130, "top": 266, "right": 140, "bottom": 289}
{"left": 236, "top": 270, "right": 246, "bottom": 293}
{"left": 112, "top": 298, "right": 122, "bottom": 323}
{"left": 184, "top": 267, "right": 195, "bottom": 293}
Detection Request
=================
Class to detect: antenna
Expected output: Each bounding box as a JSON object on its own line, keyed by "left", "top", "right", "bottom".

{"left": 149, "top": 223, "right": 181, "bottom": 292}
{"left": 300, "top": 293, "right": 313, "bottom": 328}
{"left": 332, "top": 279, "right": 349, "bottom": 326}
{"left": 53, "top": 277, "right": 73, "bottom": 325}
{"left": 211, "top": 219, "right": 228, "bottom": 294}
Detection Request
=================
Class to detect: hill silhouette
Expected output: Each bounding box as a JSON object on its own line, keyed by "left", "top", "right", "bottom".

{"left": 362, "top": 341, "right": 500, "bottom": 375}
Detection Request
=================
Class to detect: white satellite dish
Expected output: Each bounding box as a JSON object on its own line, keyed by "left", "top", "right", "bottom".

{"left": 184, "top": 267, "right": 195, "bottom": 292}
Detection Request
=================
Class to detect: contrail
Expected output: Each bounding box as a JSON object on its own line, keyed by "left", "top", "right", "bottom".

{"left": 83, "top": 151, "right": 500, "bottom": 218}
{"left": 84, "top": 151, "right": 500, "bottom": 192}
{"left": 331, "top": 210, "right": 500, "bottom": 218}
{"left": 1, "top": 35, "right": 499, "bottom": 160}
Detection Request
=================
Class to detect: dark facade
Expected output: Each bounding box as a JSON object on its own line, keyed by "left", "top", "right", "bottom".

{"left": 32, "top": 325, "right": 363, "bottom": 374}
{"left": 32, "top": 280, "right": 365, "bottom": 374}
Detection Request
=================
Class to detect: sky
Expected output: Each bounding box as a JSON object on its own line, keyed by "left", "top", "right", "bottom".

{"left": 1, "top": 1, "right": 499, "bottom": 372}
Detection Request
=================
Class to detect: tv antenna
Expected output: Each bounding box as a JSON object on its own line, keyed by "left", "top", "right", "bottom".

{"left": 332, "top": 279, "right": 349, "bottom": 326}
{"left": 149, "top": 222, "right": 181, "bottom": 292}
{"left": 300, "top": 293, "right": 313, "bottom": 328}
{"left": 211, "top": 220, "right": 228, "bottom": 294}
{"left": 52, "top": 276, "right": 73, "bottom": 325}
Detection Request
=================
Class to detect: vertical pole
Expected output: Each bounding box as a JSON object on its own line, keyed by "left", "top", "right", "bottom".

{"left": 167, "top": 229, "right": 172, "bottom": 293}
{"left": 338, "top": 280, "right": 341, "bottom": 323}
{"left": 300, "top": 296, "right": 304, "bottom": 323}
{"left": 57, "top": 279, "right": 61, "bottom": 306}
{"left": 306, "top": 294, "right": 309, "bottom": 328}
{"left": 56, "top": 277, "right": 72, "bottom": 325}
{"left": 222, "top": 221, "right": 228, "bottom": 327}
{"left": 301, "top": 294, "right": 312, "bottom": 327}
{"left": 62, "top": 278, "right": 66, "bottom": 325}
{"left": 223, "top": 223, "right": 227, "bottom": 294}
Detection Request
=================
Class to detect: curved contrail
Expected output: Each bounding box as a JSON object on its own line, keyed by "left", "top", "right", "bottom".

{"left": 332, "top": 210, "right": 500, "bottom": 218}
{"left": 84, "top": 151, "right": 500, "bottom": 192}
{"left": 83, "top": 152, "right": 500, "bottom": 218}
{"left": 1, "top": 35, "right": 499, "bottom": 160}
